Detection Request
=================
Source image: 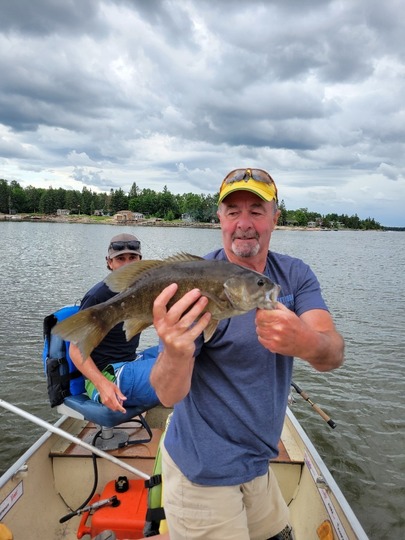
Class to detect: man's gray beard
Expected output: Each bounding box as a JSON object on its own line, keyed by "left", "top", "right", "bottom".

{"left": 231, "top": 241, "right": 260, "bottom": 258}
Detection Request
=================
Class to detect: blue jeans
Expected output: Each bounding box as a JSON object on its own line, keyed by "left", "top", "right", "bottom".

{"left": 115, "top": 345, "right": 160, "bottom": 409}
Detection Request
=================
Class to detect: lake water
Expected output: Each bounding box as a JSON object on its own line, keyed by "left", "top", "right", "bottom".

{"left": 1, "top": 221, "right": 404, "bottom": 539}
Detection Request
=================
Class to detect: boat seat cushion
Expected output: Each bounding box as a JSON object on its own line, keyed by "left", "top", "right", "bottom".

{"left": 58, "top": 394, "right": 147, "bottom": 428}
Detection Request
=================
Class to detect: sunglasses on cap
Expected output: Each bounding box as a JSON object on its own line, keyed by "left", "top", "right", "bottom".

{"left": 109, "top": 240, "right": 141, "bottom": 252}
{"left": 220, "top": 168, "right": 278, "bottom": 203}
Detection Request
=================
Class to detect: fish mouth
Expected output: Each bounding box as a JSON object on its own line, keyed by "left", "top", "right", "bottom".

{"left": 265, "top": 284, "right": 280, "bottom": 308}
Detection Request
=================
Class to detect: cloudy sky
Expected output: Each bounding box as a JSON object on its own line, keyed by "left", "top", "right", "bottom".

{"left": 1, "top": 0, "right": 404, "bottom": 226}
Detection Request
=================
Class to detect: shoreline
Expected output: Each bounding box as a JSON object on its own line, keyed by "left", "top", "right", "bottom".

{"left": 0, "top": 213, "right": 387, "bottom": 231}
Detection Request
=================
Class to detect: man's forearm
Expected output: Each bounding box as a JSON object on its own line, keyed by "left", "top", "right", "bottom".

{"left": 301, "top": 328, "right": 345, "bottom": 372}
{"left": 150, "top": 351, "right": 194, "bottom": 407}
{"left": 69, "top": 342, "right": 127, "bottom": 411}
{"left": 69, "top": 343, "right": 105, "bottom": 386}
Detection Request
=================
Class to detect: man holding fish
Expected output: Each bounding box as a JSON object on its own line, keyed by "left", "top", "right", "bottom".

{"left": 150, "top": 169, "right": 345, "bottom": 540}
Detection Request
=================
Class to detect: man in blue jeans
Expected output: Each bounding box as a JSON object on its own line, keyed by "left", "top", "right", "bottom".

{"left": 151, "top": 168, "right": 345, "bottom": 540}
{"left": 69, "top": 233, "right": 159, "bottom": 413}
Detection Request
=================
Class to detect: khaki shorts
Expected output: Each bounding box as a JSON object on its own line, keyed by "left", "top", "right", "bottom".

{"left": 161, "top": 444, "right": 290, "bottom": 540}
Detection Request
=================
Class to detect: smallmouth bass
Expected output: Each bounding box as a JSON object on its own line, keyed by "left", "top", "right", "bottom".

{"left": 53, "top": 253, "right": 280, "bottom": 361}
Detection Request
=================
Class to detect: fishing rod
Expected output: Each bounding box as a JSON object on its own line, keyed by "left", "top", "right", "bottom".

{"left": 0, "top": 398, "right": 150, "bottom": 480}
{"left": 291, "top": 381, "right": 337, "bottom": 429}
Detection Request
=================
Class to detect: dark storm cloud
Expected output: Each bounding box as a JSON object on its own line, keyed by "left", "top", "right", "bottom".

{"left": 0, "top": 0, "right": 105, "bottom": 36}
{"left": 0, "top": 0, "right": 404, "bottom": 225}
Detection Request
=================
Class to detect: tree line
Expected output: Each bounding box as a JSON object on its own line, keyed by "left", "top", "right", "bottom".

{"left": 0, "top": 178, "right": 382, "bottom": 230}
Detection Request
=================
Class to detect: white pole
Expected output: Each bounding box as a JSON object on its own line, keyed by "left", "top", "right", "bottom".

{"left": 0, "top": 399, "right": 150, "bottom": 481}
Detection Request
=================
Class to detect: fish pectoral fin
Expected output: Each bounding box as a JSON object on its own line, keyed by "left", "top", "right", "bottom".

{"left": 123, "top": 318, "right": 152, "bottom": 341}
{"left": 200, "top": 290, "right": 229, "bottom": 310}
{"left": 203, "top": 319, "right": 219, "bottom": 342}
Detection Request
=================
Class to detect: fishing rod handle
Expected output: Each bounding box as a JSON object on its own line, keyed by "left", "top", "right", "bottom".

{"left": 312, "top": 402, "right": 337, "bottom": 429}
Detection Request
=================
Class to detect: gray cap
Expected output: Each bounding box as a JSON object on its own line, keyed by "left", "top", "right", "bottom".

{"left": 107, "top": 233, "right": 142, "bottom": 258}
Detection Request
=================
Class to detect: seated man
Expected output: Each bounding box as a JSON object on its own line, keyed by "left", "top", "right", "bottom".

{"left": 69, "top": 233, "right": 160, "bottom": 413}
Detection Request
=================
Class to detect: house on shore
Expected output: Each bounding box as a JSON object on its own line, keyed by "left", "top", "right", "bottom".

{"left": 114, "top": 210, "right": 145, "bottom": 223}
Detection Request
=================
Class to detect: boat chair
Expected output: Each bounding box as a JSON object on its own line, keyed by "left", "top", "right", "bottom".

{"left": 57, "top": 394, "right": 152, "bottom": 451}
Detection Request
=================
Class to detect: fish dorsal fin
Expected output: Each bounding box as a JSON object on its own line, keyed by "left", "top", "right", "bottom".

{"left": 105, "top": 252, "right": 204, "bottom": 293}
{"left": 163, "top": 252, "right": 204, "bottom": 263}
{"left": 105, "top": 259, "right": 165, "bottom": 293}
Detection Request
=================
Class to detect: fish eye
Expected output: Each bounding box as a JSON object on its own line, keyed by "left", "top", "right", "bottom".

{"left": 257, "top": 278, "right": 265, "bottom": 287}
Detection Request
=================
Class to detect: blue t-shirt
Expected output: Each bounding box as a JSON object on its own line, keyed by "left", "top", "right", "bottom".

{"left": 80, "top": 280, "right": 140, "bottom": 371}
{"left": 164, "top": 249, "right": 328, "bottom": 486}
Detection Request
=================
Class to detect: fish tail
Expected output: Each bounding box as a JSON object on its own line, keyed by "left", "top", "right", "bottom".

{"left": 52, "top": 306, "right": 112, "bottom": 361}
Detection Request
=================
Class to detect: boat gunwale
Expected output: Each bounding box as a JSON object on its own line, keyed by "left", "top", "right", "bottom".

{"left": 1, "top": 404, "right": 369, "bottom": 539}
{"left": 0, "top": 415, "right": 68, "bottom": 489}
{"left": 286, "top": 407, "right": 369, "bottom": 539}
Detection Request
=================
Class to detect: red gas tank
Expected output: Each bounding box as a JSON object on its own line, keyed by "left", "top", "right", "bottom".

{"left": 77, "top": 478, "right": 147, "bottom": 540}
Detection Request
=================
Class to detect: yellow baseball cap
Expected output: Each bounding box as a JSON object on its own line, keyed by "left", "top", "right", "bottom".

{"left": 218, "top": 168, "right": 278, "bottom": 204}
